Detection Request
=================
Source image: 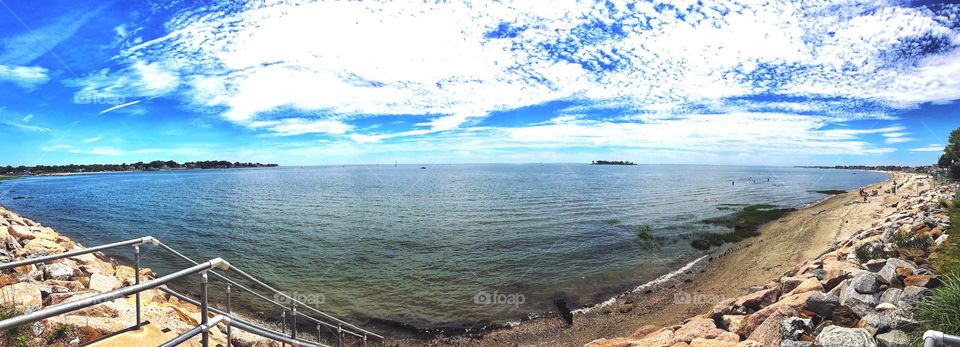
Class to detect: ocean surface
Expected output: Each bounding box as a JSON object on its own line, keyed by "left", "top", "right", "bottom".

{"left": 0, "top": 164, "right": 886, "bottom": 331}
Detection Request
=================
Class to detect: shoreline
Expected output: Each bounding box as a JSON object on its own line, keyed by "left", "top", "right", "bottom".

{"left": 400, "top": 171, "right": 921, "bottom": 346}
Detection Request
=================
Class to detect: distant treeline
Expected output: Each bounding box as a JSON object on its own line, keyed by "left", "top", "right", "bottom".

{"left": 592, "top": 160, "right": 637, "bottom": 165}
{"left": 799, "top": 165, "right": 929, "bottom": 172}
{"left": 1, "top": 160, "right": 278, "bottom": 175}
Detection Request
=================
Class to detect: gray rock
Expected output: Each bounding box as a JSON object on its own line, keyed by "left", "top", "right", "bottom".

{"left": 780, "top": 317, "right": 812, "bottom": 341}
{"left": 876, "top": 330, "right": 911, "bottom": 347}
{"left": 815, "top": 325, "right": 877, "bottom": 347}
{"left": 43, "top": 263, "right": 75, "bottom": 281}
{"left": 876, "top": 258, "right": 916, "bottom": 285}
{"left": 863, "top": 312, "right": 920, "bottom": 335}
{"left": 897, "top": 286, "right": 932, "bottom": 311}
{"left": 879, "top": 288, "right": 902, "bottom": 305}
{"left": 782, "top": 341, "right": 814, "bottom": 347}
{"left": 841, "top": 283, "right": 880, "bottom": 317}
{"left": 812, "top": 268, "right": 827, "bottom": 280}
{"left": 807, "top": 292, "right": 841, "bottom": 318}
{"left": 851, "top": 272, "right": 880, "bottom": 294}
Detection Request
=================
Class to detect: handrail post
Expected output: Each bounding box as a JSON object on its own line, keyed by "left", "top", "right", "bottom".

{"left": 281, "top": 310, "right": 286, "bottom": 347}
{"left": 292, "top": 303, "right": 298, "bottom": 340}
{"left": 133, "top": 244, "right": 141, "bottom": 329}
{"left": 337, "top": 324, "right": 343, "bottom": 347}
{"left": 317, "top": 325, "right": 322, "bottom": 345}
{"left": 200, "top": 272, "right": 209, "bottom": 347}
{"left": 226, "top": 284, "right": 232, "bottom": 347}
{"left": 363, "top": 334, "right": 367, "bottom": 347}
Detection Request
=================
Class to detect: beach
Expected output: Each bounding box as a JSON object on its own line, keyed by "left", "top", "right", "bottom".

{"left": 401, "top": 171, "right": 953, "bottom": 346}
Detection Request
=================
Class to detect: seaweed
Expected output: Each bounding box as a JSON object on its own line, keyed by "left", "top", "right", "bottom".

{"left": 690, "top": 204, "right": 795, "bottom": 250}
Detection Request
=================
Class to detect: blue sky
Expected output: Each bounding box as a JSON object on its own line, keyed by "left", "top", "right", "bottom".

{"left": 1, "top": 0, "right": 959, "bottom": 166}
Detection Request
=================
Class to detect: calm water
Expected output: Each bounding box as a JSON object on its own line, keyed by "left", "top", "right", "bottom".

{"left": 0, "top": 165, "right": 885, "bottom": 330}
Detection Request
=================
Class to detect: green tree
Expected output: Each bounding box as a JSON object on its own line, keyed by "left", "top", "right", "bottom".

{"left": 941, "top": 128, "right": 960, "bottom": 180}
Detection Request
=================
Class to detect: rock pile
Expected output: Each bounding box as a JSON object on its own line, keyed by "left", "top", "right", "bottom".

{"left": 0, "top": 206, "right": 274, "bottom": 346}
{"left": 586, "top": 183, "right": 955, "bottom": 347}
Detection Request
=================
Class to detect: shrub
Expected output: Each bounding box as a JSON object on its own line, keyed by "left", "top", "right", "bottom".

{"left": 854, "top": 242, "right": 893, "bottom": 263}
{"left": 1, "top": 309, "right": 28, "bottom": 347}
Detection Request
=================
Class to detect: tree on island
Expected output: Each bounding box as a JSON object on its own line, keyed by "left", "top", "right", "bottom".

{"left": 940, "top": 128, "right": 960, "bottom": 180}
{"left": 0, "top": 160, "right": 278, "bottom": 175}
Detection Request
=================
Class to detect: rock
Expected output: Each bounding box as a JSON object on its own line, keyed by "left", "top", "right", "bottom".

{"left": 734, "top": 287, "right": 780, "bottom": 312}
{"left": 88, "top": 273, "right": 121, "bottom": 292}
{"left": 711, "top": 298, "right": 737, "bottom": 318}
{"left": 851, "top": 272, "right": 879, "bottom": 294}
{"left": 788, "top": 278, "right": 823, "bottom": 295}
{"left": 4, "top": 235, "right": 21, "bottom": 251}
{"left": 44, "top": 263, "right": 76, "bottom": 281}
{"left": 876, "top": 258, "right": 916, "bottom": 286}
{"left": 875, "top": 303, "right": 897, "bottom": 311}
{"left": 894, "top": 267, "right": 913, "bottom": 278}
{"left": 875, "top": 330, "right": 911, "bottom": 347}
{"left": 741, "top": 292, "right": 814, "bottom": 346}
{"left": 840, "top": 285, "right": 879, "bottom": 317}
{"left": 781, "top": 341, "right": 813, "bottom": 347}
{"left": 864, "top": 259, "right": 887, "bottom": 272}
{"left": 7, "top": 225, "right": 36, "bottom": 240}
{"left": 815, "top": 325, "right": 877, "bottom": 347}
{"left": 44, "top": 290, "right": 98, "bottom": 306}
{"left": 0, "top": 282, "right": 42, "bottom": 311}
{"left": 896, "top": 286, "right": 932, "bottom": 310}
{"left": 0, "top": 274, "right": 16, "bottom": 286}
{"left": 806, "top": 292, "right": 840, "bottom": 318}
{"left": 674, "top": 317, "right": 727, "bottom": 343}
{"left": 822, "top": 258, "right": 861, "bottom": 290}
{"left": 22, "top": 238, "right": 66, "bottom": 255}
{"left": 60, "top": 293, "right": 119, "bottom": 317}
{"left": 863, "top": 311, "right": 919, "bottom": 335}
{"left": 779, "top": 317, "right": 812, "bottom": 341}
{"left": 879, "top": 288, "right": 902, "bottom": 305}
{"left": 631, "top": 325, "right": 659, "bottom": 339}
{"left": 904, "top": 275, "right": 940, "bottom": 288}
{"left": 720, "top": 315, "right": 745, "bottom": 332}
{"left": 781, "top": 276, "right": 806, "bottom": 294}
{"left": 43, "top": 280, "right": 86, "bottom": 292}
{"left": 832, "top": 306, "right": 861, "bottom": 328}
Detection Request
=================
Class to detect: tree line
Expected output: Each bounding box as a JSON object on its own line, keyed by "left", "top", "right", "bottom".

{"left": 1, "top": 160, "right": 278, "bottom": 175}
{"left": 591, "top": 160, "right": 637, "bottom": 165}
{"left": 941, "top": 128, "right": 960, "bottom": 180}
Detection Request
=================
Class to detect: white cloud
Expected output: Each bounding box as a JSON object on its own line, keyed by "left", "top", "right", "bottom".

{"left": 910, "top": 144, "right": 945, "bottom": 152}
{"left": 0, "top": 65, "right": 50, "bottom": 89}
{"left": 99, "top": 100, "right": 142, "bottom": 115}
{"left": 96, "top": 0, "right": 960, "bottom": 157}
{"left": 83, "top": 136, "right": 103, "bottom": 143}
{"left": 22, "top": 114, "right": 33, "bottom": 122}
{"left": 1, "top": 120, "right": 50, "bottom": 132}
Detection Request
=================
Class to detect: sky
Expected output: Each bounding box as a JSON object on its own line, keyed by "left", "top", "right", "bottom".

{"left": 1, "top": 0, "right": 959, "bottom": 166}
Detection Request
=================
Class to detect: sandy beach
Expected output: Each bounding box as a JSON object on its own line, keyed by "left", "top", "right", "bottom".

{"left": 402, "top": 171, "right": 941, "bottom": 346}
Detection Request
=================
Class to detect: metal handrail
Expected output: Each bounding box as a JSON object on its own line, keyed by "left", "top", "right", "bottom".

{"left": 153, "top": 240, "right": 378, "bottom": 341}
{"left": 0, "top": 235, "right": 383, "bottom": 345}
{"left": 0, "top": 236, "right": 155, "bottom": 271}
{"left": 159, "top": 287, "right": 331, "bottom": 347}
{"left": 0, "top": 258, "right": 228, "bottom": 330}
{"left": 160, "top": 315, "right": 228, "bottom": 347}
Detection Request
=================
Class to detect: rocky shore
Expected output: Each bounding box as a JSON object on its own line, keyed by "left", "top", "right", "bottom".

{"left": 0, "top": 206, "right": 272, "bottom": 346}
{"left": 584, "top": 175, "right": 955, "bottom": 347}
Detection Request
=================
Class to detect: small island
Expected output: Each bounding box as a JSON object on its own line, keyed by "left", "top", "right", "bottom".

{"left": 591, "top": 160, "right": 637, "bottom": 165}
{"left": 1, "top": 160, "right": 278, "bottom": 176}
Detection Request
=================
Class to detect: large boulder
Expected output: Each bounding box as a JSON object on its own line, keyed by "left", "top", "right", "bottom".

{"left": 674, "top": 317, "right": 727, "bottom": 343}
{"left": 875, "top": 330, "right": 910, "bottom": 347}
{"left": 806, "top": 292, "right": 840, "bottom": 318}
{"left": 21, "top": 238, "right": 66, "bottom": 255}
{"left": 896, "top": 286, "right": 932, "bottom": 311}
{"left": 815, "top": 326, "right": 877, "bottom": 347}
{"left": 0, "top": 282, "right": 43, "bottom": 311}
{"left": 875, "top": 258, "right": 916, "bottom": 286}
{"left": 741, "top": 292, "right": 815, "bottom": 346}
{"left": 779, "top": 317, "right": 812, "bottom": 342}
{"left": 840, "top": 285, "right": 879, "bottom": 317}
{"left": 850, "top": 272, "right": 879, "bottom": 294}
{"left": 44, "top": 263, "right": 76, "bottom": 281}
{"left": 88, "top": 273, "right": 121, "bottom": 292}
{"left": 734, "top": 287, "right": 780, "bottom": 312}
{"left": 862, "top": 311, "right": 919, "bottom": 335}
{"left": 879, "top": 288, "right": 902, "bottom": 305}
